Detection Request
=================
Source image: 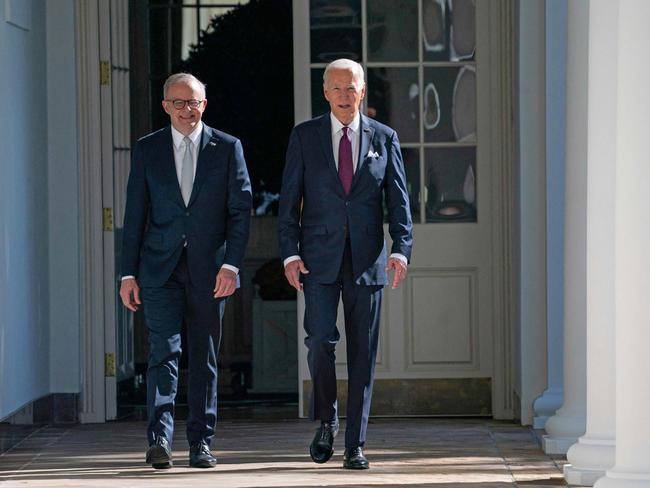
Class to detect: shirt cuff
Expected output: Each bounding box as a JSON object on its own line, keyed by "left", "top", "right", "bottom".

{"left": 389, "top": 253, "right": 408, "bottom": 266}
{"left": 221, "top": 264, "right": 239, "bottom": 274}
{"left": 283, "top": 255, "right": 302, "bottom": 267}
{"left": 121, "top": 275, "right": 135, "bottom": 281}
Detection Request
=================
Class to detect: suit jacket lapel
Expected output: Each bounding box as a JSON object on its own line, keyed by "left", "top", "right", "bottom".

{"left": 160, "top": 127, "right": 186, "bottom": 207}
{"left": 351, "top": 115, "right": 375, "bottom": 191}
{"left": 187, "top": 124, "right": 220, "bottom": 207}
{"left": 317, "top": 115, "right": 345, "bottom": 197}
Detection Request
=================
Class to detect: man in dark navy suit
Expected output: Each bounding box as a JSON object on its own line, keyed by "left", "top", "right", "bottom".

{"left": 119, "top": 73, "right": 251, "bottom": 469}
{"left": 278, "top": 59, "right": 413, "bottom": 469}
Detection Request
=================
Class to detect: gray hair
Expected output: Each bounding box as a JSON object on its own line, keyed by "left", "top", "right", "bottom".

{"left": 163, "top": 73, "right": 207, "bottom": 99}
{"left": 323, "top": 59, "right": 365, "bottom": 86}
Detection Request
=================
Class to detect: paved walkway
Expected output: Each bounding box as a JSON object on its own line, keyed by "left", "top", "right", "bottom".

{"left": 0, "top": 419, "right": 568, "bottom": 487}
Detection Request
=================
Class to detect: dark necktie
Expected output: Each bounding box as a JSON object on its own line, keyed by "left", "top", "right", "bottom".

{"left": 338, "top": 127, "right": 353, "bottom": 194}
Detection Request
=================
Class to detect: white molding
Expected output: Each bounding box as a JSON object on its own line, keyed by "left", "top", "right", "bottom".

{"left": 404, "top": 267, "right": 479, "bottom": 372}
{"left": 293, "top": 0, "right": 310, "bottom": 418}
{"left": 484, "top": 0, "right": 516, "bottom": 420}
{"left": 76, "top": 0, "right": 106, "bottom": 424}
{"left": 98, "top": 0, "right": 117, "bottom": 422}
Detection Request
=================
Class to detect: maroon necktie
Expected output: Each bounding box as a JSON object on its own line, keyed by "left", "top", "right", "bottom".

{"left": 338, "top": 127, "right": 353, "bottom": 194}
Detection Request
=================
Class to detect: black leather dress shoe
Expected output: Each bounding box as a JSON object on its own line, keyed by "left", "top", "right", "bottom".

{"left": 309, "top": 421, "right": 339, "bottom": 463}
{"left": 189, "top": 441, "right": 217, "bottom": 468}
{"left": 343, "top": 446, "right": 369, "bottom": 469}
{"left": 146, "top": 436, "right": 173, "bottom": 469}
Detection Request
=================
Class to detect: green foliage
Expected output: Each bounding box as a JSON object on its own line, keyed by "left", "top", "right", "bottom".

{"left": 179, "top": 0, "right": 294, "bottom": 199}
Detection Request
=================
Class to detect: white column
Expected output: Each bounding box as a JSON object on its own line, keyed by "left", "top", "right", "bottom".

{"left": 542, "top": 0, "right": 588, "bottom": 455}
{"left": 563, "top": 0, "right": 617, "bottom": 484}
{"left": 518, "top": 0, "right": 549, "bottom": 426}
{"left": 533, "top": 0, "right": 566, "bottom": 430}
{"left": 594, "top": 1, "right": 650, "bottom": 486}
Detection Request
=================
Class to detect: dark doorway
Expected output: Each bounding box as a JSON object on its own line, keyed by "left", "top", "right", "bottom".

{"left": 120, "top": 0, "right": 297, "bottom": 421}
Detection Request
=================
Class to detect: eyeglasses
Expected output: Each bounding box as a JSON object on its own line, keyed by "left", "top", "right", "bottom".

{"left": 165, "top": 99, "right": 204, "bottom": 110}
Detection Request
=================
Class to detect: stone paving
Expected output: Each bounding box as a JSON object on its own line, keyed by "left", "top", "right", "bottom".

{"left": 0, "top": 419, "right": 569, "bottom": 487}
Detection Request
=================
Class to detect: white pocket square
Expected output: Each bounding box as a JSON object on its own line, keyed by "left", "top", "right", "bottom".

{"left": 367, "top": 150, "right": 379, "bottom": 158}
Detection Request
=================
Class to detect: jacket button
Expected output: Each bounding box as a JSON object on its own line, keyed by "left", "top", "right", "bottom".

{"left": 181, "top": 234, "right": 186, "bottom": 239}
{"left": 185, "top": 211, "right": 190, "bottom": 216}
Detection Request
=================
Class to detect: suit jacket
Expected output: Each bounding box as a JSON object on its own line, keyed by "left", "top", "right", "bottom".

{"left": 121, "top": 124, "right": 252, "bottom": 289}
{"left": 278, "top": 113, "right": 413, "bottom": 285}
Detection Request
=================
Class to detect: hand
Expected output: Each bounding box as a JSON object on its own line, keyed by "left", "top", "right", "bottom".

{"left": 284, "top": 259, "right": 309, "bottom": 292}
{"left": 385, "top": 257, "right": 407, "bottom": 289}
{"left": 119, "top": 278, "right": 141, "bottom": 312}
{"left": 214, "top": 268, "right": 237, "bottom": 298}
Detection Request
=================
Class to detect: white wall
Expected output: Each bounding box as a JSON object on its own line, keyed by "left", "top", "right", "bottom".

{"left": 46, "top": 0, "right": 79, "bottom": 394}
{"left": 0, "top": 0, "right": 51, "bottom": 418}
{"left": 0, "top": 0, "right": 80, "bottom": 420}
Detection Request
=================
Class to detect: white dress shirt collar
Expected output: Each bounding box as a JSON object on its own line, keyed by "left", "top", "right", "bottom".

{"left": 171, "top": 121, "right": 203, "bottom": 150}
{"left": 330, "top": 112, "right": 360, "bottom": 136}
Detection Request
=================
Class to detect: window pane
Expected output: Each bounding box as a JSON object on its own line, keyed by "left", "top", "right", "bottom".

{"left": 422, "top": 0, "right": 447, "bottom": 61}
{"left": 449, "top": 0, "right": 476, "bottom": 61}
{"left": 181, "top": 8, "right": 199, "bottom": 60}
{"left": 150, "top": 7, "right": 172, "bottom": 75}
{"left": 180, "top": 6, "right": 241, "bottom": 59}
{"left": 423, "top": 66, "right": 475, "bottom": 143}
{"left": 425, "top": 147, "right": 476, "bottom": 223}
{"left": 310, "top": 0, "right": 362, "bottom": 63}
{"left": 199, "top": 7, "right": 236, "bottom": 31}
{"left": 422, "top": 0, "right": 475, "bottom": 61}
{"left": 367, "top": 0, "right": 418, "bottom": 62}
{"left": 367, "top": 68, "right": 419, "bottom": 144}
{"left": 311, "top": 68, "right": 330, "bottom": 117}
{"left": 197, "top": 0, "right": 244, "bottom": 4}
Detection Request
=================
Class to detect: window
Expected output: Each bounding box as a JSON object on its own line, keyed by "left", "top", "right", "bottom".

{"left": 144, "top": 0, "right": 248, "bottom": 130}
{"left": 309, "top": 0, "right": 477, "bottom": 223}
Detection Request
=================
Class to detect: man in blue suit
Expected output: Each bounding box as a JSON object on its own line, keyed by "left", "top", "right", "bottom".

{"left": 119, "top": 73, "right": 252, "bottom": 469}
{"left": 278, "top": 59, "right": 413, "bottom": 469}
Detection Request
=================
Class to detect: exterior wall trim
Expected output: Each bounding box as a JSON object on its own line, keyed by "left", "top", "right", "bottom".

{"left": 487, "top": 0, "right": 517, "bottom": 419}
{"left": 75, "top": 0, "right": 106, "bottom": 423}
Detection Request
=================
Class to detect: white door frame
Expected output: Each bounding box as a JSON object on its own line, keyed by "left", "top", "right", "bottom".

{"left": 292, "top": 0, "right": 516, "bottom": 419}
{"left": 76, "top": 0, "right": 130, "bottom": 423}
{"left": 76, "top": 0, "right": 106, "bottom": 423}
{"left": 483, "top": 0, "right": 517, "bottom": 419}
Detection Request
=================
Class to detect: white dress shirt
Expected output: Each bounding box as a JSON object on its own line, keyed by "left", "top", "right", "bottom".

{"left": 122, "top": 122, "right": 238, "bottom": 281}
{"left": 171, "top": 121, "right": 202, "bottom": 183}
{"left": 284, "top": 113, "right": 408, "bottom": 269}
